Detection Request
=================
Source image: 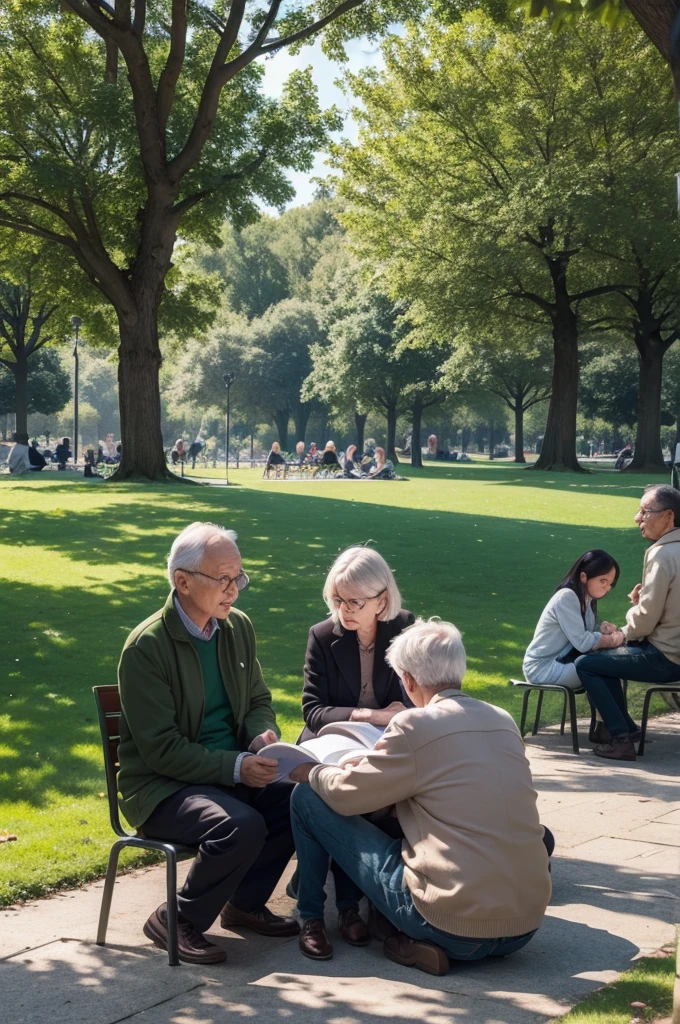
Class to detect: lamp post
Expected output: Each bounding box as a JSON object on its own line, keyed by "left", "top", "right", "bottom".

{"left": 71, "top": 316, "right": 82, "bottom": 466}
{"left": 223, "top": 372, "right": 236, "bottom": 484}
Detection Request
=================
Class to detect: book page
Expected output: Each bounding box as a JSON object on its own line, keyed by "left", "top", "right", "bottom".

{"left": 299, "top": 733, "right": 362, "bottom": 764}
{"left": 317, "top": 721, "right": 385, "bottom": 748}
{"left": 257, "top": 742, "right": 319, "bottom": 782}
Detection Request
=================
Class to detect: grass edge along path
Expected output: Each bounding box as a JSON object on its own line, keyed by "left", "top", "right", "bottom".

{"left": 556, "top": 945, "right": 677, "bottom": 1024}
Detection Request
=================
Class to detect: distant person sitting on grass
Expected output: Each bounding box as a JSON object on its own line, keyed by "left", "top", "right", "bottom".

{"left": 289, "top": 618, "right": 552, "bottom": 971}
{"left": 55, "top": 436, "right": 71, "bottom": 470}
{"left": 117, "top": 522, "right": 298, "bottom": 965}
{"left": 8, "top": 433, "right": 31, "bottom": 474}
{"left": 171, "top": 438, "right": 186, "bottom": 466}
{"left": 319, "top": 440, "right": 340, "bottom": 469}
{"left": 576, "top": 485, "right": 680, "bottom": 762}
{"left": 28, "top": 440, "right": 47, "bottom": 472}
{"left": 343, "top": 444, "right": 361, "bottom": 478}
{"left": 368, "top": 447, "right": 395, "bottom": 479}
{"left": 523, "top": 549, "right": 624, "bottom": 697}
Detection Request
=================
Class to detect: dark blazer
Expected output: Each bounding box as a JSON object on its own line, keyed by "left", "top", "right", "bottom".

{"left": 301, "top": 609, "right": 415, "bottom": 739}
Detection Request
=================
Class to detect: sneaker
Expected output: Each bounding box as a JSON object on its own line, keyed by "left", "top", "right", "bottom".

{"left": 143, "top": 903, "right": 227, "bottom": 964}
{"left": 593, "top": 737, "right": 636, "bottom": 761}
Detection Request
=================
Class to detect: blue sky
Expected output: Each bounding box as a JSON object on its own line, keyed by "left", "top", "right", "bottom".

{"left": 259, "top": 37, "right": 384, "bottom": 208}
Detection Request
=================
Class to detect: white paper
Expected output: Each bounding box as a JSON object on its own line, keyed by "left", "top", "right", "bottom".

{"left": 317, "top": 721, "right": 385, "bottom": 748}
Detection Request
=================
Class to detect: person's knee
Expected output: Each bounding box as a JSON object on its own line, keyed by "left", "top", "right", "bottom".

{"left": 291, "top": 782, "right": 323, "bottom": 824}
{"left": 206, "top": 804, "right": 268, "bottom": 858}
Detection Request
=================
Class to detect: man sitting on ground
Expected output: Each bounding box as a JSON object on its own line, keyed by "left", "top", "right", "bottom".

{"left": 117, "top": 522, "right": 298, "bottom": 965}
{"left": 289, "top": 618, "right": 552, "bottom": 974}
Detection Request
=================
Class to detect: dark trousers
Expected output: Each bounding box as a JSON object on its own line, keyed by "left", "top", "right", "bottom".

{"left": 142, "top": 781, "right": 295, "bottom": 933}
{"left": 576, "top": 641, "right": 680, "bottom": 738}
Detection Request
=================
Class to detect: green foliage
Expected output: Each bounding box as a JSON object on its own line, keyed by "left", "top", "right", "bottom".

{"left": 0, "top": 347, "right": 71, "bottom": 418}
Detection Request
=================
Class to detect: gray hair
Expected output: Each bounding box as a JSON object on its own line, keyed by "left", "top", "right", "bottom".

{"left": 323, "top": 546, "right": 402, "bottom": 622}
{"left": 645, "top": 484, "right": 680, "bottom": 527}
{"left": 167, "top": 522, "right": 238, "bottom": 587}
{"left": 386, "top": 618, "right": 466, "bottom": 690}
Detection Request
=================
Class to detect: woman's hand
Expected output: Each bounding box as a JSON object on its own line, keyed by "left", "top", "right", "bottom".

{"left": 600, "top": 621, "right": 618, "bottom": 635}
{"left": 595, "top": 629, "right": 625, "bottom": 650}
{"left": 350, "top": 702, "right": 406, "bottom": 727}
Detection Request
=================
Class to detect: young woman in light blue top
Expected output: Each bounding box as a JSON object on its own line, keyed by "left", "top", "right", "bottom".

{"left": 523, "top": 550, "right": 625, "bottom": 690}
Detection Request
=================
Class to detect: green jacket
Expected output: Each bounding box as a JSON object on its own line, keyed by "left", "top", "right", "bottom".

{"left": 117, "top": 592, "right": 279, "bottom": 828}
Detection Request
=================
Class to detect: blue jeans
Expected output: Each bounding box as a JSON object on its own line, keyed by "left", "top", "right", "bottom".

{"left": 576, "top": 641, "right": 680, "bottom": 739}
{"left": 290, "top": 785, "right": 537, "bottom": 962}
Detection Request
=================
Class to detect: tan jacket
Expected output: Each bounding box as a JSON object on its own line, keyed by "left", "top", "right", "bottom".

{"left": 622, "top": 528, "right": 680, "bottom": 664}
{"left": 309, "top": 690, "right": 551, "bottom": 939}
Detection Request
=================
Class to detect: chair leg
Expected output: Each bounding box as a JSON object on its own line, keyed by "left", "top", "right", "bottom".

{"left": 96, "top": 839, "right": 125, "bottom": 945}
{"left": 560, "top": 690, "right": 567, "bottom": 735}
{"left": 637, "top": 687, "right": 656, "bottom": 757}
{"left": 567, "top": 689, "right": 580, "bottom": 754}
{"left": 532, "top": 689, "right": 544, "bottom": 735}
{"left": 520, "top": 689, "right": 531, "bottom": 737}
{"left": 164, "top": 847, "right": 180, "bottom": 966}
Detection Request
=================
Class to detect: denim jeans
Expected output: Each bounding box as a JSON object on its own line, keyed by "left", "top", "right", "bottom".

{"left": 290, "top": 785, "right": 537, "bottom": 962}
{"left": 575, "top": 641, "right": 680, "bottom": 739}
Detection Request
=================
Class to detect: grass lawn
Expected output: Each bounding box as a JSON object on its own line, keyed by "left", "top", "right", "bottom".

{"left": 556, "top": 950, "right": 675, "bottom": 1024}
{"left": 0, "top": 461, "right": 670, "bottom": 906}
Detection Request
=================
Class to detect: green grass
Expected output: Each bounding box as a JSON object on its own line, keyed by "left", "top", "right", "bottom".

{"left": 557, "top": 951, "right": 676, "bottom": 1024}
{"left": 0, "top": 461, "right": 670, "bottom": 906}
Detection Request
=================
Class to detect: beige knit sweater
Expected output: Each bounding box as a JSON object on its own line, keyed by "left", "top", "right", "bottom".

{"left": 622, "top": 528, "right": 680, "bottom": 664}
{"left": 309, "top": 689, "right": 551, "bottom": 939}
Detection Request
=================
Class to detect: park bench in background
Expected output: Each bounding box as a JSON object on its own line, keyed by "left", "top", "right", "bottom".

{"left": 93, "top": 684, "right": 195, "bottom": 966}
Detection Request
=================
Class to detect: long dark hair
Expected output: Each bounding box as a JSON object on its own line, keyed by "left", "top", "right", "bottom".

{"left": 555, "top": 549, "right": 620, "bottom": 621}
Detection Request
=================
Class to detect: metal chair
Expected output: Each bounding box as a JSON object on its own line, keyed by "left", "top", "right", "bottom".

{"left": 622, "top": 680, "right": 680, "bottom": 755}
{"left": 510, "top": 679, "right": 595, "bottom": 754}
{"left": 93, "top": 684, "right": 195, "bottom": 965}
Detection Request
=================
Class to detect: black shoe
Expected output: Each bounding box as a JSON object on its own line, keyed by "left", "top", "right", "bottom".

{"left": 299, "top": 918, "right": 333, "bottom": 960}
{"left": 143, "top": 903, "right": 227, "bottom": 964}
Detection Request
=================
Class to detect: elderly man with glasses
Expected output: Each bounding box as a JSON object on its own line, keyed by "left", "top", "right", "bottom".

{"left": 576, "top": 484, "right": 680, "bottom": 761}
{"left": 117, "top": 522, "right": 298, "bottom": 964}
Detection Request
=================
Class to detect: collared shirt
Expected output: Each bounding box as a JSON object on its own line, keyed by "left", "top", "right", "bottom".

{"left": 174, "top": 596, "right": 219, "bottom": 640}
{"left": 173, "top": 595, "right": 251, "bottom": 783}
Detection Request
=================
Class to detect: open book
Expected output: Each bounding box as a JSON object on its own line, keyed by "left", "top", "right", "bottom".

{"left": 258, "top": 721, "right": 384, "bottom": 782}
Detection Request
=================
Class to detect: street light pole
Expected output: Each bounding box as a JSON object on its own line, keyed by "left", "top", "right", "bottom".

{"left": 223, "top": 372, "right": 236, "bottom": 484}
{"left": 71, "top": 316, "right": 82, "bottom": 466}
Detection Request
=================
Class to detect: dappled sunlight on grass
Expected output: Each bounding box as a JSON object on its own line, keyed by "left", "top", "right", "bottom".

{"left": 0, "top": 461, "right": 672, "bottom": 904}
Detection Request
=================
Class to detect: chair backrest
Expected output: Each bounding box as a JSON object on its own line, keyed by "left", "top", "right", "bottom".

{"left": 93, "top": 684, "right": 129, "bottom": 837}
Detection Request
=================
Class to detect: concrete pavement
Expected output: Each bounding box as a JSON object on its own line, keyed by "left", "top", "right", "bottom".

{"left": 2, "top": 714, "right": 679, "bottom": 1024}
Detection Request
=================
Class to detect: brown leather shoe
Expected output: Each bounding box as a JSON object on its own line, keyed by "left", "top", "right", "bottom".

{"left": 338, "top": 908, "right": 370, "bottom": 946}
{"left": 299, "top": 918, "right": 333, "bottom": 960}
{"left": 220, "top": 903, "right": 300, "bottom": 936}
{"left": 367, "top": 903, "right": 398, "bottom": 941}
{"left": 593, "top": 737, "right": 636, "bottom": 761}
{"left": 384, "top": 932, "right": 449, "bottom": 976}
{"left": 143, "top": 903, "right": 227, "bottom": 965}
{"left": 588, "top": 720, "right": 611, "bottom": 744}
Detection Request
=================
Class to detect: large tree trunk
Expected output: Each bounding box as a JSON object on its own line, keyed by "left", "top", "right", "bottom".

{"left": 293, "top": 402, "right": 311, "bottom": 446}
{"left": 114, "top": 308, "right": 170, "bottom": 480}
{"left": 626, "top": 0, "right": 680, "bottom": 96}
{"left": 354, "top": 411, "right": 367, "bottom": 453}
{"left": 411, "top": 403, "right": 423, "bottom": 468}
{"left": 629, "top": 335, "right": 668, "bottom": 472}
{"left": 514, "top": 399, "right": 526, "bottom": 464}
{"left": 532, "top": 301, "right": 582, "bottom": 471}
{"left": 385, "top": 403, "right": 399, "bottom": 464}
{"left": 13, "top": 354, "right": 29, "bottom": 440}
{"left": 273, "top": 410, "right": 289, "bottom": 452}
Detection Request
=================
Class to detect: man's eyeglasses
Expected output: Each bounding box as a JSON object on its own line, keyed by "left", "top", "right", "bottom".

{"left": 636, "top": 507, "right": 668, "bottom": 521}
{"left": 331, "top": 589, "right": 386, "bottom": 612}
{"left": 180, "top": 569, "right": 250, "bottom": 591}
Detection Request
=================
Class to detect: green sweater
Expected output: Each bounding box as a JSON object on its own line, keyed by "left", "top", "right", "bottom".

{"left": 117, "top": 592, "right": 279, "bottom": 828}
{"left": 191, "top": 634, "right": 239, "bottom": 752}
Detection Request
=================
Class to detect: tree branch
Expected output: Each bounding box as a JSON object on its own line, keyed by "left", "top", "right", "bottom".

{"left": 157, "top": 0, "right": 187, "bottom": 134}
{"left": 259, "top": 0, "right": 365, "bottom": 53}
{"left": 172, "top": 150, "right": 268, "bottom": 216}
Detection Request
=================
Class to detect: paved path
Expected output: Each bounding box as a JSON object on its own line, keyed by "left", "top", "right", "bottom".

{"left": 2, "top": 715, "right": 679, "bottom": 1024}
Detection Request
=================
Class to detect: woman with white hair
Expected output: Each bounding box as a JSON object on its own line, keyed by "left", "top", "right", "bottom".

{"left": 294, "top": 546, "right": 414, "bottom": 945}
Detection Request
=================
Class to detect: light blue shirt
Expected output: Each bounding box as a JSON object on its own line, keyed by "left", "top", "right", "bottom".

{"left": 523, "top": 588, "right": 601, "bottom": 684}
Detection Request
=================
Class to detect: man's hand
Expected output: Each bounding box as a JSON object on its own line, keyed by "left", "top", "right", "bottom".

{"left": 289, "top": 762, "right": 314, "bottom": 784}
{"left": 629, "top": 583, "right": 643, "bottom": 605}
{"left": 240, "top": 755, "right": 279, "bottom": 788}
{"left": 248, "top": 729, "right": 278, "bottom": 753}
{"left": 600, "top": 621, "right": 618, "bottom": 635}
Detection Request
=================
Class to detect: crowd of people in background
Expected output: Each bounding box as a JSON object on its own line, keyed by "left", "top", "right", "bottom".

{"left": 265, "top": 438, "right": 397, "bottom": 480}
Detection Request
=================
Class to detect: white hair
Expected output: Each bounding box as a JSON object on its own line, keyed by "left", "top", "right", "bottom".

{"left": 167, "top": 522, "right": 238, "bottom": 587}
{"left": 323, "top": 546, "right": 402, "bottom": 622}
{"left": 386, "top": 618, "right": 466, "bottom": 690}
